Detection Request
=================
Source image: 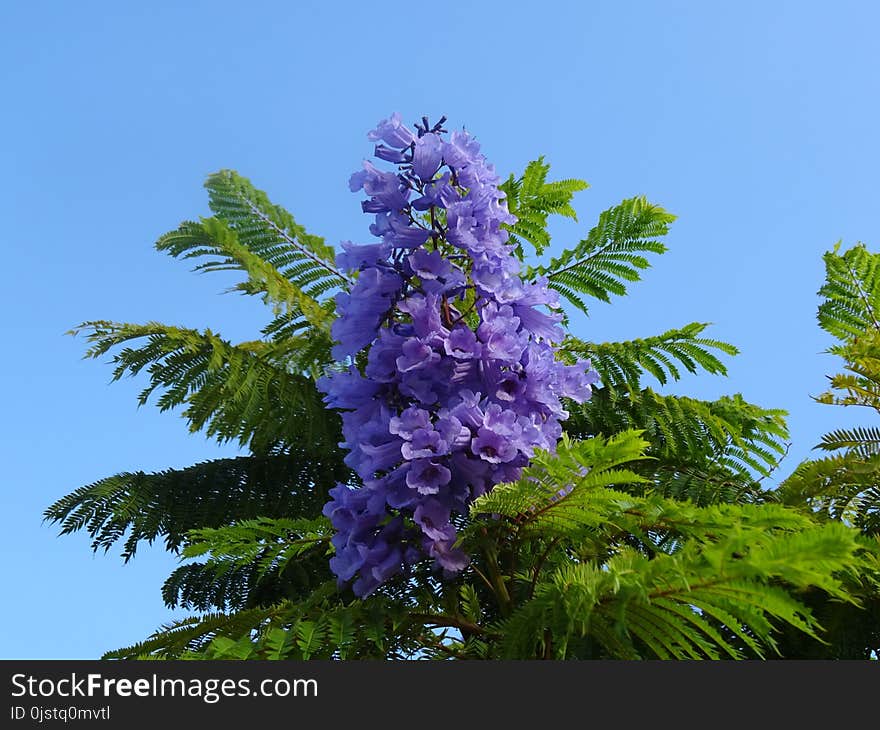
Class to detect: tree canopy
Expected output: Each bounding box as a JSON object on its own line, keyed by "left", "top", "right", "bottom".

{"left": 48, "top": 115, "right": 880, "bottom": 659}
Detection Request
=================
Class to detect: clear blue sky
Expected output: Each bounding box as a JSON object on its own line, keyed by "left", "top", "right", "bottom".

{"left": 2, "top": 0, "right": 878, "bottom": 659}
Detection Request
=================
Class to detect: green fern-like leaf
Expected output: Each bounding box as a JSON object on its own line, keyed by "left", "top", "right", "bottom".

{"left": 817, "top": 426, "right": 880, "bottom": 457}
{"left": 499, "top": 157, "right": 589, "bottom": 258}
{"left": 496, "top": 522, "right": 860, "bottom": 659}
{"left": 817, "top": 242, "right": 880, "bottom": 343}
{"left": 526, "top": 196, "right": 674, "bottom": 313}
{"left": 470, "top": 431, "right": 651, "bottom": 537}
{"left": 778, "top": 452, "right": 880, "bottom": 532}
{"left": 205, "top": 169, "right": 347, "bottom": 297}
{"left": 156, "top": 218, "right": 337, "bottom": 333}
{"left": 102, "top": 605, "right": 286, "bottom": 659}
{"left": 67, "top": 320, "right": 339, "bottom": 452}
{"left": 565, "top": 388, "right": 789, "bottom": 484}
{"left": 44, "top": 451, "right": 347, "bottom": 560}
{"left": 560, "top": 323, "right": 737, "bottom": 392}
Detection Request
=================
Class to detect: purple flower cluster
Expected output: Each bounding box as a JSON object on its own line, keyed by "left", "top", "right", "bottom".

{"left": 318, "top": 113, "right": 599, "bottom": 596}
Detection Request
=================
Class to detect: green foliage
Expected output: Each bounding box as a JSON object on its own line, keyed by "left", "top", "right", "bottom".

{"left": 469, "top": 431, "right": 652, "bottom": 539}
{"left": 461, "top": 434, "right": 863, "bottom": 659}
{"left": 108, "top": 434, "right": 865, "bottom": 661}
{"left": 817, "top": 426, "right": 880, "bottom": 457}
{"left": 773, "top": 240, "right": 880, "bottom": 658}
{"left": 102, "top": 606, "right": 288, "bottom": 659}
{"left": 816, "top": 241, "right": 880, "bottom": 345}
{"left": 157, "top": 218, "right": 335, "bottom": 333}
{"left": 566, "top": 387, "right": 789, "bottom": 491}
{"left": 204, "top": 170, "right": 341, "bottom": 280}
{"left": 163, "top": 517, "right": 333, "bottom": 611}
{"left": 53, "top": 164, "right": 877, "bottom": 661}
{"left": 526, "top": 196, "right": 674, "bottom": 315}
{"left": 560, "top": 323, "right": 738, "bottom": 393}
{"left": 779, "top": 454, "right": 880, "bottom": 531}
{"left": 155, "top": 170, "right": 346, "bottom": 340}
{"left": 778, "top": 242, "right": 880, "bottom": 534}
{"left": 496, "top": 524, "right": 858, "bottom": 659}
{"left": 559, "top": 325, "right": 777, "bottom": 507}
{"left": 499, "top": 157, "right": 589, "bottom": 258}
{"left": 106, "top": 590, "right": 425, "bottom": 660}
{"left": 66, "top": 321, "right": 339, "bottom": 452}
{"left": 814, "top": 331, "right": 880, "bottom": 414}
{"left": 44, "top": 450, "right": 346, "bottom": 560}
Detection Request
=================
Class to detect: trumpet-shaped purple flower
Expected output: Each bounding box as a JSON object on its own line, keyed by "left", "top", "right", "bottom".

{"left": 556, "top": 360, "right": 601, "bottom": 403}
{"left": 407, "top": 249, "right": 466, "bottom": 294}
{"left": 414, "top": 498, "right": 453, "bottom": 542}
{"left": 389, "top": 406, "right": 431, "bottom": 440}
{"left": 383, "top": 214, "right": 432, "bottom": 248}
{"left": 401, "top": 427, "right": 447, "bottom": 460}
{"left": 495, "top": 370, "right": 526, "bottom": 402}
{"left": 412, "top": 132, "right": 444, "bottom": 182}
{"left": 411, "top": 172, "right": 459, "bottom": 211}
{"left": 406, "top": 458, "right": 452, "bottom": 494}
{"left": 330, "top": 266, "right": 402, "bottom": 360}
{"left": 398, "top": 293, "right": 444, "bottom": 338}
{"left": 471, "top": 425, "right": 519, "bottom": 464}
{"left": 444, "top": 326, "right": 481, "bottom": 359}
{"left": 368, "top": 112, "right": 417, "bottom": 148}
{"left": 399, "top": 367, "right": 446, "bottom": 405}
{"left": 442, "top": 129, "right": 482, "bottom": 171}
{"left": 349, "top": 160, "right": 409, "bottom": 213}
{"left": 374, "top": 144, "right": 407, "bottom": 164}
{"left": 316, "top": 367, "right": 379, "bottom": 411}
{"left": 396, "top": 337, "right": 440, "bottom": 373}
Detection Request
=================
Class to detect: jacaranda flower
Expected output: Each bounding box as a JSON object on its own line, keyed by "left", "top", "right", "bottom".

{"left": 318, "top": 114, "right": 599, "bottom": 596}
